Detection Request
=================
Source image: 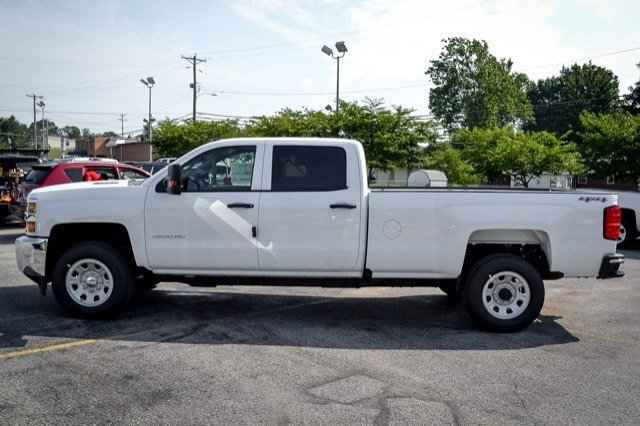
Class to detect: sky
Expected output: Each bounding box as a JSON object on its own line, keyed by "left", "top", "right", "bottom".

{"left": 1, "top": 0, "right": 639, "bottom": 136}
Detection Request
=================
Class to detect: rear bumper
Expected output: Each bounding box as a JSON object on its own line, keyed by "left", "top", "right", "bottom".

{"left": 15, "top": 236, "right": 48, "bottom": 286}
{"left": 597, "top": 253, "right": 625, "bottom": 279}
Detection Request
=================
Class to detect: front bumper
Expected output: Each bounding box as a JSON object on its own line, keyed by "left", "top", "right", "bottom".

{"left": 597, "top": 253, "right": 625, "bottom": 279}
{"left": 15, "top": 236, "right": 48, "bottom": 286}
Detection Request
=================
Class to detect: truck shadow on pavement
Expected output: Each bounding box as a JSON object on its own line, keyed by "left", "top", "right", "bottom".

{"left": 0, "top": 225, "right": 23, "bottom": 245}
{"left": 0, "top": 284, "right": 579, "bottom": 352}
{"left": 619, "top": 248, "right": 640, "bottom": 260}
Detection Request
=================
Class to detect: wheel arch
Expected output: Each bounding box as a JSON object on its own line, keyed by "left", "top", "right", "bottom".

{"left": 46, "top": 223, "right": 138, "bottom": 281}
{"left": 461, "top": 229, "right": 554, "bottom": 288}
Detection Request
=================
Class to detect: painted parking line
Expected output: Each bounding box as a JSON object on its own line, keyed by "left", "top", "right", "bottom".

{"left": 0, "top": 339, "right": 99, "bottom": 361}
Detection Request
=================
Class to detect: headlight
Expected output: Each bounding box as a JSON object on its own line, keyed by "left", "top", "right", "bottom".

{"left": 26, "top": 219, "right": 37, "bottom": 234}
{"left": 25, "top": 200, "right": 37, "bottom": 235}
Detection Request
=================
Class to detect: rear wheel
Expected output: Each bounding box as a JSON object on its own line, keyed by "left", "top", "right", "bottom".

{"left": 465, "top": 254, "right": 544, "bottom": 332}
{"left": 618, "top": 218, "right": 636, "bottom": 249}
{"left": 52, "top": 242, "right": 134, "bottom": 318}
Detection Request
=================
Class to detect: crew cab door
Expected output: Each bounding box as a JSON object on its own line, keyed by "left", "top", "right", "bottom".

{"left": 145, "top": 143, "right": 264, "bottom": 271}
{"left": 257, "top": 143, "right": 363, "bottom": 273}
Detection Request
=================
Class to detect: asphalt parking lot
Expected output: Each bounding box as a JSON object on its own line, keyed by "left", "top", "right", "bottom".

{"left": 0, "top": 224, "right": 639, "bottom": 425}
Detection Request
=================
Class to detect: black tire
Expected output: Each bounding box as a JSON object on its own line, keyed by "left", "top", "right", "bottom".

{"left": 438, "top": 282, "right": 462, "bottom": 301}
{"left": 52, "top": 241, "right": 134, "bottom": 319}
{"left": 617, "top": 218, "right": 636, "bottom": 249}
{"left": 465, "top": 254, "right": 544, "bottom": 332}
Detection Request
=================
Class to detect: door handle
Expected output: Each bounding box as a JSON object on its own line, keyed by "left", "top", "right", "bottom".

{"left": 227, "top": 203, "right": 254, "bottom": 209}
{"left": 330, "top": 203, "right": 357, "bottom": 209}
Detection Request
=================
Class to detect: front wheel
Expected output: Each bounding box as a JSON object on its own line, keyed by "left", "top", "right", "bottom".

{"left": 52, "top": 242, "right": 134, "bottom": 319}
{"left": 465, "top": 254, "right": 544, "bottom": 332}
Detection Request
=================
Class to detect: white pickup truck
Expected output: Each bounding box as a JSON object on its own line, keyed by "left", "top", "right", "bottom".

{"left": 16, "top": 138, "right": 624, "bottom": 331}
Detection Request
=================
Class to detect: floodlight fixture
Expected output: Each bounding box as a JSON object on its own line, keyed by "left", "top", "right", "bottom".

{"left": 335, "top": 41, "right": 347, "bottom": 53}
{"left": 147, "top": 76, "right": 155, "bottom": 85}
{"left": 321, "top": 45, "right": 333, "bottom": 56}
{"left": 140, "top": 78, "right": 149, "bottom": 86}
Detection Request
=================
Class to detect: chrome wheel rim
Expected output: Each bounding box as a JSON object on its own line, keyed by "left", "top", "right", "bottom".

{"left": 618, "top": 225, "right": 626, "bottom": 244}
{"left": 482, "top": 271, "right": 530, "bottom": 320}
{"left": 65, "top": 259, "right": 114, "bottom": 307}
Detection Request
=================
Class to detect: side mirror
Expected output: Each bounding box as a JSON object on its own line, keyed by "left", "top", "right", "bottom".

{"left": 166, "top": 164, "right": 182, "bottom": 195}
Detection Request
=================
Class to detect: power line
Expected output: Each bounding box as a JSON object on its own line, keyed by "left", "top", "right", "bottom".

{"left": 206, "top": 83, "right": 429, "bottom": 97}
{"left": 0, "top": 56, "right": 183, "bottom": 69}
{"left": 197, "top": 30, "right": 361, "bottom": 55}
{"left": 45, "top": 60, "right": 181, "bottom": 96}
{"left": 518, "top": 46, "right": 640, "bottom": 72}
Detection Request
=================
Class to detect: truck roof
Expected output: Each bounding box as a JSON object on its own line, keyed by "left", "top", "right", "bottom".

{"left": 207, "top": 137, "right": 362, "bottom": 147}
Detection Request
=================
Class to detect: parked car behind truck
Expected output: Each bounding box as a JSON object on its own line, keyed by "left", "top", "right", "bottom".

{"left": 13, "top": 158, "right": 150, "bottom": 219}
{"left": 16, "top": 138, "right": 624, "bottom": 332}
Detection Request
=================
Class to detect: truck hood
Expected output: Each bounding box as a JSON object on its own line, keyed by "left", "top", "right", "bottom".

{"left": 29, "top": 180, "right": 145, "bottom": 201}
{"left": 29, "top": 180, "right": 149, "bottom": 238}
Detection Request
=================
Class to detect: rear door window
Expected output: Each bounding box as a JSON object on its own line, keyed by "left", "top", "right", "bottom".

{"left": 64, "top": 168, "right": 84, "bottom": 182}
{"left": 84, "top": 167, "right": 117, "bottom": 181}
{"left": 271, "top": 146, "right": 347, "bottom": 191}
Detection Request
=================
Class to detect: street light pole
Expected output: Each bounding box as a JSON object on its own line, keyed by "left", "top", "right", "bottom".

{"left": 37, "top": 100, "right": 46, "bottom": 150}
{"left": 140, "top": 77, "right": 155, "bottom": 161}
{"left": 336, "top": 55, "right": 340, "bottom": 113}
{"left": 321, "top": 41, "right": 348, "bottom": 113}
{"left": 148, "top": 85, "right": 152, "bottom": 142}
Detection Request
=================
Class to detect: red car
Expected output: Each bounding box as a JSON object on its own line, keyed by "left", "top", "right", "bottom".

{"left": 13, "top": 158, "right": 150, "bottom": 219}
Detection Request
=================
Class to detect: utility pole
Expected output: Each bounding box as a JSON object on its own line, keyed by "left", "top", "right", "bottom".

{"left": 119, "top": 114, "right": 127, "bottom": 139}
{"left": 26, "top": 94, "right": 43, "bottom": 148}
{"left": 181, "top": 54, "right": 207, "bottom": 122}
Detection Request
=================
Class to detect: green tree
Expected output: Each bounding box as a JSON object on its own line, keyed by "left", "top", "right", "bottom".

{"left": 624, "top": 62, "right": 640, "bottom": 116}
{"left": 334, "top": 99, "right": 436, "bottom": 180}
{"left": 423, "top": 143, "right": 481, "bottom": 185}
{"left": 81, "top": 128, "right": 92, "bottom": 138}
{"left": 526, "top": 62, "right": 620, "bottom": 137}
{"left": 62, "top": 125, "right": 82, "bottom": 139}
{"left": 246, "top": 108, "right": 333, "bottom": 137}
{"left": 153, "top": 119, "right": 244, "bottom": 157}
{"left": 154, "top": 99, "right": 436, "bottom": 181}
{"left": 578, "top": 111, "right": 640, "bottom": 183}
{"left": 454, "top": 127, "right": 584, "bottom": 187}
{"left": 28, "top": 119, "right": 58, "bottom": 138}
{"left": 247, "top": 99, "right": 437, "bottom": 180}
{"left": 426, "top": 37, "right": 533, "bottom": 132}
{"left": 101, "top": 131, "right": 119, "bottom": 138}
{"left": 0, "top": 115, "right": 31, "bottom": 148}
